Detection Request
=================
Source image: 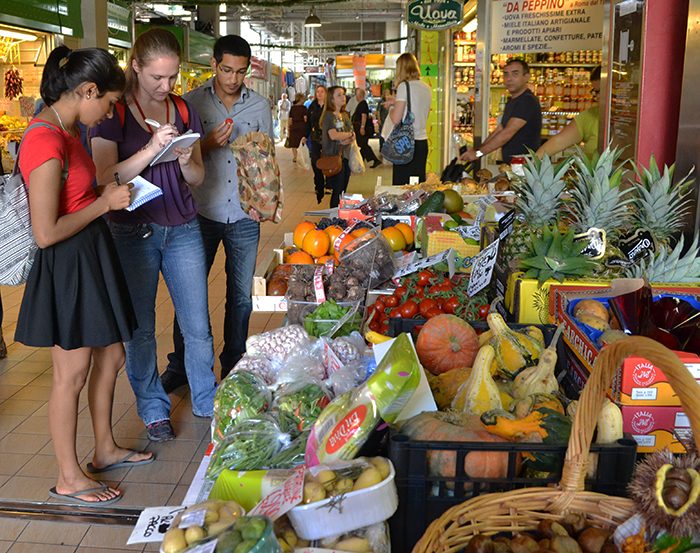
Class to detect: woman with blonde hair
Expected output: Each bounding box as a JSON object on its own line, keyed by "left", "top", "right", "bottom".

{"left": 320, "top": 85, "right": 355, "bottom": 208}
{"left": 386, "top": 52, "right": 431, "bottom": 184}
{"left": 91, "top": 28, "right": 217, "bottom": 442}
{"left": 287, "top": 92, "right": 308, "bottom": 162}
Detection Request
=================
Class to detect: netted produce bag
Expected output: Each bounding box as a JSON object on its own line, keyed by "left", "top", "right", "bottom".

{"left": 231, "top": 131, "right": 283, "bottom": 223}
{"left": 212, "top": 370, "right": 272, "bottom": 446}
{"left": 245, "top": 324, "right": 310, "bottom": 361}
{"left": 272, "top": 380, "right": 331, "bottom": 437}
{"left": 338, "top": 228, "right": 396, "bottom": 289}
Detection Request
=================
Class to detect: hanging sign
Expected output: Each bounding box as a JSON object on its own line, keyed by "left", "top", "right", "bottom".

{"left": 408, "top": 0, "right": 464, "bottom": 31}
{"left": 490, "top": 0, "right": 604, "bottom": 54}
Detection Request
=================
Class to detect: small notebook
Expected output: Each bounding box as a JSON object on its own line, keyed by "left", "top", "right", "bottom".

{"left": 125, "top": 175, "right": 163, "bottom": 211}
{"left": 149, "top": 131, "right": 201, "bottom": 166}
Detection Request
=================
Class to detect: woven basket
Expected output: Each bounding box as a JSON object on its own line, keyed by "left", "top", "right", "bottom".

{"left": 414, "top": 336, "right": 700, "bottom": 553}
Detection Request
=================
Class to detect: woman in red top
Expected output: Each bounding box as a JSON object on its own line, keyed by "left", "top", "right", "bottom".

{"left": 14, "top": 45, "right": 151, "bottom": 506}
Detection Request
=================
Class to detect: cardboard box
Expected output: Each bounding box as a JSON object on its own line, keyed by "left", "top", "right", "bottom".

{"left": 619, "top": 352, "right": 700, "bottom": 406}
{"left": 621, "top": 405, "right": 691, "bottom": 453}
{"left": 252, "top": 233, "right": 293, "bottom": 313}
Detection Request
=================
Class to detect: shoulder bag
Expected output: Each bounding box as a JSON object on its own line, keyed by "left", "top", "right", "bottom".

{"left": 316, "top": 114, "right": 344, "bottom": 177}
{"left": 381, "top": 81, "right": 415, "bottom": 165}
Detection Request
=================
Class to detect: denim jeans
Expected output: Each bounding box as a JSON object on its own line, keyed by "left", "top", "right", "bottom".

{"left": 168, "top": 215, "right": 260, "bottom": 377}
{"left": 109, "top": 219, "right": 216, "bottom": 423}
{"left": 327, "top": 158, "right": 351, "bottom": 208}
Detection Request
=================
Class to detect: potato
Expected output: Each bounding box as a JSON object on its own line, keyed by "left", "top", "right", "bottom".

{"left": 333, "top": 477, "right": 354, "bottom": 495}
{"left": 335, "top": 537, "right": 371, "bottom": 552}
{"left": 316, "top": 469, "right": 337, "bottom": 490}
{"left": 204, "top": 508, "right": 219, "bottom": 524}
{"left": 184, "top": 525, "right": 206, "bottom": 545}
{"left": 303, "top": 481, "right": 326, "bottom": 504}
{"left": 370, "top": 457, "right": 391, "bottom": 480}
{"left": 353, "top": 467, "right": 383, "bottom": 491}
{"left": 162, "top": 528, "right": 188, "bottom": 553}
{"left": 467, "top": 535, "right": 495, "bottom": 553}
{"left": 207, "top": 521, "right": 233, "bottom": 536}
{"left": 283, "top": 528, "right": 298, "bottom": 547}
{"left": 551, "top": 535, "right": 583, "bottom": 553}
{"left": 577, "top": 528, "right": 610, "bottom": 553}
{"left": 562, "top": 514, "right": 587, "bottom": 536}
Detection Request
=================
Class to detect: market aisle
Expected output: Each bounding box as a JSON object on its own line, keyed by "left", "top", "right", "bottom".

{"left": 0, "top": 142, "right": 391, "bottom": 552}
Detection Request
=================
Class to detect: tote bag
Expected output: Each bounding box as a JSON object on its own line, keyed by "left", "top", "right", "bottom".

{"left": 380, "top": 81, "right": 415, "bottom": 165}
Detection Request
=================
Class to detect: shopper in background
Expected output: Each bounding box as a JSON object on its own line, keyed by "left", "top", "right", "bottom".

{"left": 91, "top": 28, "right": 217, "bottom": 442}
{"left": 277, "top": 93, "right": 291, "bottom": 142}
{"left": 304, "top": 94, "right": 313, "bottom": 108}
{"left": 287, "top": 92, "right": 308, "bottom": 163}
{"left": 321, "top": 85, "right": 355, "bottom": 208}
{"left": 352, "top": 88, "right": 381, "bottom": 168}
{"left": 346, "top": 87, "right": 361, "bottom": 118}
{"left": 15, "top": 46, "right": 152, "bottom": 506}
{"left": 306, "top": 85, "right": 327, "bottom": 203}
{"left": 161, "top": 34, "right": 273, "bottom": 390}
{"left": 536, "top": 66, "right": 601, "bottom": 159}
{"left": 461, "top": 58, "right": 541, "bottom": 163}
{"left": 377, "top": 88, "right": 393, "bottom": 154}
{"left": 387, "top": 52, "right": 432, "bottom": 184}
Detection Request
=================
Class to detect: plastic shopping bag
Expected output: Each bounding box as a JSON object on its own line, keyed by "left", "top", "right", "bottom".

{"left": 298, "top": 143, "right": 311, "bottom": 170}
{"left": 349, "top": 141, "right": 366, "bottom": 174}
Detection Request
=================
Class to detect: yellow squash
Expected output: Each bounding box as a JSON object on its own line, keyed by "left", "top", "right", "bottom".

{"left": 486, "top": 313, "right": 545, "bottom": 379}
{"left": 452, "top": 344, "right": 502, "bottom": 415}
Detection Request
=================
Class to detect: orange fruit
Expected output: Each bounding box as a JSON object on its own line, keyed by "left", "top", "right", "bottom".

{"left": 334, "top": 234, "right": 355, "bottom": 260}
{"left": 316, "top": 255, "right": 334, "bottom": 265}
{"left": 394, "top": 222, "right": 414, "bottom": 246}
{"left": 352, "top": 227, "right": 371, "bottom": 238}
{"left": 282, "top": 246, "right": 299, "bottom": 263}
{"left": 287, "top": 251, "right": 314, "bottom": 264}
{"left": 293, "top": 221, "right": 316, "bottom": 249}
{"left": 381, "top": 227, "right": 407, "bottom": 252}
{"left": 302, "top": 229, "right": 331, "bottom": 258}
{"left": 324, "top": 225, "right": 344, "bottom": 254}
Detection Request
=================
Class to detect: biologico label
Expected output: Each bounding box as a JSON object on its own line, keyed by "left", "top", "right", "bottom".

{"left": 325, "top": 405, "right": 368, "bottom": 455}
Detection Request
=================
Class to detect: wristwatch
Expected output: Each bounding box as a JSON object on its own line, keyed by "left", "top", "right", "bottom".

{"left": 475, "top": 150, "right": 484, "bottom": 158}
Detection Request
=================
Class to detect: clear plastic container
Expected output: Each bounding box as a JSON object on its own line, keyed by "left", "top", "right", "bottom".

{"left": 338, "top": 228, "right": 396, "bottom": 289}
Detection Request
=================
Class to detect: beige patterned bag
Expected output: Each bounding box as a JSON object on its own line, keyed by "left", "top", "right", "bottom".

{"left": 230, "top": 131, "right": 283, "bottom": 223}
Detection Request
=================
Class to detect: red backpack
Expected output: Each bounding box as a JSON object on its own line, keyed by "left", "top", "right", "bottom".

{"left": 114, "top": 93, "right": 190, "bottom": 128}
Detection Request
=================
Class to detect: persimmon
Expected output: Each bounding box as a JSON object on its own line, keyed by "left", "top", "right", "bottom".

{"left": 394, "top": 222, "right": 414, "bottom": 246}
{"left": 302, "top": 229, "right": 331, "bottom": 258}
{"left": 293, "top": 221, "right": 316, "bottom": 249}
{"left": 381, "top": 227, "right": 407, "bottom": 252}
{"left": 324, "top": 225, "right": 344, "bottom": 254}
{"left": 287, "top": 251, "right": 314, "bottom": 264}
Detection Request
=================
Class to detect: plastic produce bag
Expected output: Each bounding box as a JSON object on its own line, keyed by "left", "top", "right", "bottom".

{"left": 245, "top": 325, "right": 310, "bottom": 361}
{"left": 275, "top": 350, "right": 326, "bottom": 385}
{"left": 348, "top": 141, "right": 366, "bottom": 174}
{"left": 230, "top": 131, "right": 283, "bottom": 223}
{"left": 297, "top": 144, "right": 311, "bottom": 170}
{"left": 181, "top": 516, "right": 282, "bottom": 553}
{"left": 324, "top": 358, "right": 369, "bottom": 396}
{"left": 212, "top": 370, "right": 271, "bottom": 446}
{"left": 267, "top": 429, "right": 310, "bottom": 469}
{"left": 305, "top": 333, "right": 421, "bottom": 466}
{"left": 207, "top": 416, "right": 289, "bottom": 479}
{"left": 160, "top": 500, "right": 245, "bottom": 553}
{"left": 315, "top": 522, "right": 390, "bottom": 553}
{"left": 273, "top": 381, "right": 331, "bottom": 436}
{"left": 232, "top": 356, "right": 280, "bottom": 386}
{"left": 329, "top": 332, "right": 367, "bottom": 365}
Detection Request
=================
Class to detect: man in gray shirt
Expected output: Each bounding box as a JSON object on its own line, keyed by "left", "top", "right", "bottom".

{"left": 161, "top": 35, "right": 274, "bottom": 391}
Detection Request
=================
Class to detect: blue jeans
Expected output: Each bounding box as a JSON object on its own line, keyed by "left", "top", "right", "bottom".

{"left": 168, "top": 215, "right": 260, "bottom": 377}
{"left": 109, "top": 220, "right": 216, "bottom": 423}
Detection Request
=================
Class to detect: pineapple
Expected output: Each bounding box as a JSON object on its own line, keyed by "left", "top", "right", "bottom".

{"left": 568, "top": 146, "right": 634, "bottom": 237}
{"left": 626, "top": 234, "right": 700, "bottom": 282}
{"left": 502, "top": 153, "right": 571, "bottom": 268}
{"left": 633, "top": 156, "right": 694, "bottom": 246}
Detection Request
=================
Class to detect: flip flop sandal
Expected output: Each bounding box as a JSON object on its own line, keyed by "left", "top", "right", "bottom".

{"left": 86, "top": 451, "right": 156, "bottom": 473}
{"left": 48, "top": 484, "right": 122, "bottom": 507}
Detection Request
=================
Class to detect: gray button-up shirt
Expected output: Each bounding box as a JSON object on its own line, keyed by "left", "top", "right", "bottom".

{"left": 184, "top": 79, "right": 274, "bottom": 224}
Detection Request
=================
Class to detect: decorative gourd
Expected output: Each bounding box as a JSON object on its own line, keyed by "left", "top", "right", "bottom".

{"left": 486, "top": 313, "right": 545, "bottom": 379}
{"left": 595, "top": 398, "right": 623, "bottom": 444}
{"left": 511, "top": 325, "right": 564, "bottom": 399}
{"left": 427, "top": 367, "right": 472, "bottom": 410}
{"left": 400, "top": 411, "right": 510, "bottom": 480}
{"left": 452, "top": 345, "right": 502, "bottom": 415}
{"left": 416, "top": 314, "right": 479, "bottom": 375}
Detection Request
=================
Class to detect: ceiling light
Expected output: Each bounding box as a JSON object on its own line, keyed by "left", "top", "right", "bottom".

{"left": 304, "top": 7, "right": 322, "bottom": 27}
{"left": 0, "top": 29, "right": 38, "bottom": 42}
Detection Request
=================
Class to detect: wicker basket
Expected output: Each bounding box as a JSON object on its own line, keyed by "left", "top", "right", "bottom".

{"left": 414, "top": 336, "right": 700, "bottom": 553}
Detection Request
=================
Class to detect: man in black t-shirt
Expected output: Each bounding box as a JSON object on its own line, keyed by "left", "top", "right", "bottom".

{"left": 461, "top": 58, "right": 541, "bottom": 163}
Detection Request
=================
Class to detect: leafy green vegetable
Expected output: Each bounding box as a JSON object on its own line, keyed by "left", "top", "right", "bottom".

{"left": 212, "top": 371, "right": 271, "bottom": 446}
{"left": 267, "top": 430, "right": 309, "bottom": 468}
{"left": 303, "top": 300, "right": 363, "bottom": 337}
{"left": 275, "top": 382, "right": 330, "bottom": 436}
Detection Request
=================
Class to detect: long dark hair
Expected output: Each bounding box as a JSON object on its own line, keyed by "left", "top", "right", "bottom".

{"left": 40, "top": 45, "right": 125, "bottom": 106}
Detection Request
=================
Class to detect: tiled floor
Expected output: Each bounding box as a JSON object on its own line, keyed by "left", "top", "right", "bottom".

{"left": 0, "top": 142, "right": 390, "bottom": 551}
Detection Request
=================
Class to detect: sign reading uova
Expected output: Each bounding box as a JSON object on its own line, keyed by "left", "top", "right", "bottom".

{"left": 408, "top": 0, "right": 464, "bottom": 31}
{"left": 490, "top": 0, "right": 604, "bottom": 54}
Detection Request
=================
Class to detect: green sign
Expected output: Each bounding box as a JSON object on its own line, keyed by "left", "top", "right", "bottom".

{"left": 0, "top": 0, "right": 83, "bottom": 37}
{"left": 107, "top": 1, "right": 131, "bottom": 48}
{"left": 188, "top": 30, "right": 215, "bottom": 66}
{"left": 407, "top": 0, "right": 463, "bottom": 31}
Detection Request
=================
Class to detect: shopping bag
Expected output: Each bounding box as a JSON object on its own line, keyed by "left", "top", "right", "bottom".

{"left": 231, "top": 131, "right": 283, "bottom": 223}
{"left": 349, "top": 142, "right": 366, "bottom": 174}
{"left": 298, "top": 144, "right": 311, "bottom": 170}
{"left": 380, "top": 81, "right": 415, "bottom": 165}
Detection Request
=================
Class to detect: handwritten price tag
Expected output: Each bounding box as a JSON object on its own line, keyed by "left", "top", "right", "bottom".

{"left": 456, "top": 224, "right": 481, "bottom": 242}
{"left": 467, "top": 238, "right": 499, "bottom": 297}
{"left": 249, "top": 466, "right": 305, "bottom": 521}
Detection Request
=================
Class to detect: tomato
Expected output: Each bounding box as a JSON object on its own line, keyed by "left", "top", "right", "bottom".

{"left": 443, "top": 296, "right": 461, "bottom": 315}
{"left": 380, "top": 318, "right": 390, "bottom": 331}
{"left": 399, "top": 299, "right": 419, "bottom": 319}
{"left": 394, "top": 285, "right": 408, "bottom": 298}
{"left": 385, "top": 295, "right": 399, "bottom": 308}
{"left": 368, "top": 320, "right": 381, "bottom": 332}
{"left": 428, "top": 281, "right": 454, "bottom": 295}
{"left": 374, "top": 296, "right": 387, "bottom": 307}
{"left": 225, "top": 118, "right": 233, "bottom": 125}
{"left": 389, "top": 307, "right": 403, "bottom": 318}
{"left": 419, "top": 298, "right": 438, "bottom": 318}
{"left": 424, "top": 307, "right": 444, "bottom": 319}
{"left": 417, "top": 270, "right": 436, "bottom": 287}
{"left": 478, "top": 304, "right": 490, "bottom": 319}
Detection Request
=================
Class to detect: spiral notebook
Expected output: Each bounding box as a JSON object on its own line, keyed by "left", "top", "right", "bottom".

{"left": 125, "top": 175, "right": 163, "bottom": 211}
{"left": 149, "top": 131, "right": 201, "bottom": 166}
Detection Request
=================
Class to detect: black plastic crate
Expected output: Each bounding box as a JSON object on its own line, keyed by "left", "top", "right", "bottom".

{"left": 389, "top": 433, "right": 637, "bottom": 552}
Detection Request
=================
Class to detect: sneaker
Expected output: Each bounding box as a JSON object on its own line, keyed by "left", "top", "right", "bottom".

{"left": 160, "top": 370, "right": 188, "bottom": 394}
{"left": 147, "top": 420, "right": 175, "bottom": 442}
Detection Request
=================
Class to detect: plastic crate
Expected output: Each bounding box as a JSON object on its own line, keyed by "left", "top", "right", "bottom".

{"left": 389, "top": 433, "right": 638, "bottom": 552}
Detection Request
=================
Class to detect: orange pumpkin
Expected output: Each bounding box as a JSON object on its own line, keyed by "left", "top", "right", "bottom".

{"left": 293, "top": 221, "right": 316, "bottom": 249}
{"left": 302, "top": 229, "right": 331, "bottom": 258}
{"left": 287, "top": 251, "right": 314, "bottom": 264}
{"left": 416, "top": 314, "right": 479, "bottom": 375}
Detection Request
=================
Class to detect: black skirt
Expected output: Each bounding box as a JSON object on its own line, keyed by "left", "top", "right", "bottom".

{"left": 392, "top": 139, "right": 429, "bottom": 185}
{"left": 14, "top": 218, "right": 137, "bottom": 349}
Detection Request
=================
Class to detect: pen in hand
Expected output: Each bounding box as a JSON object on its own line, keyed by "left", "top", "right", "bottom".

{"left": 114, "top": 172, "right": 121, "bottom": 186}
{"left": 144, "top": 118, "right": 161, "bottom": 128}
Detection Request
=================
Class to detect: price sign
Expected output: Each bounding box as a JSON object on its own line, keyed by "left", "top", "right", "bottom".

{"left": 392, "top": 248, "right": 456, "bottom": 279}
{"left": 456, "top": 224, "right": 482, "bottom": 242}
{"left": 126, "top": 506, "right": 187, "bottom": 544}
{"left": 468, "top": 239, "right": 499, "bottom": 297}
{"left": 249, "top": 466, "right": 305, "bottom": 521}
